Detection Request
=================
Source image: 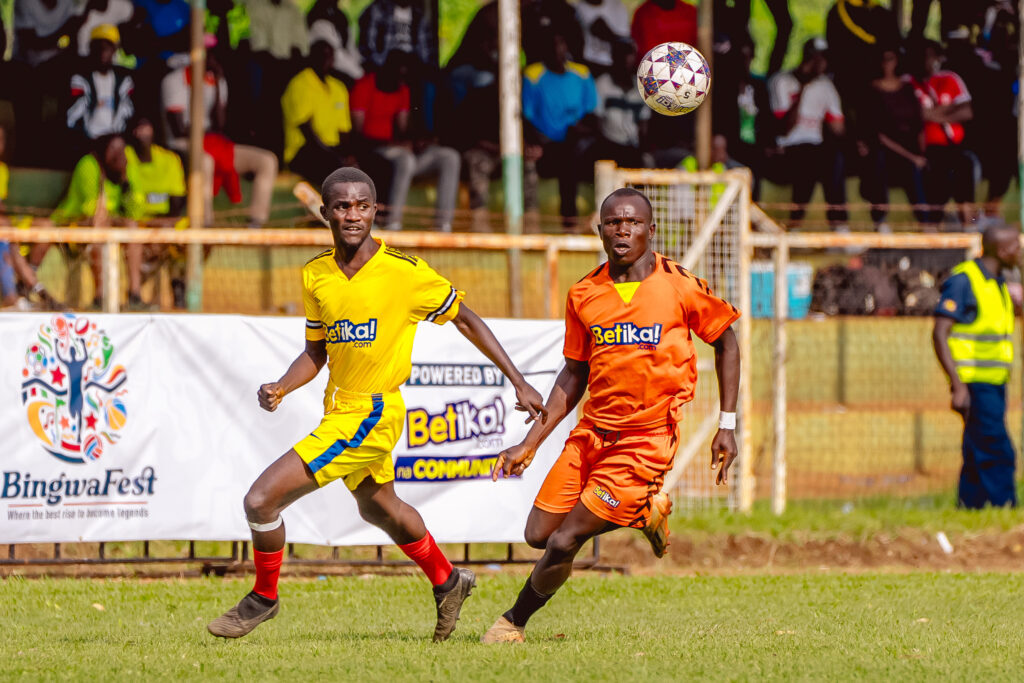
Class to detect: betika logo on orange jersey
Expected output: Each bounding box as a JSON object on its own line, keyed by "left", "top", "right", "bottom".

{"left": 590, "top": 322, "right": 662, "bottom": 348}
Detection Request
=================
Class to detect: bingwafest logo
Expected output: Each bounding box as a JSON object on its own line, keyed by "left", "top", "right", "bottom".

{"left": 21, "top": 315, "right": 128, "bottom": 463}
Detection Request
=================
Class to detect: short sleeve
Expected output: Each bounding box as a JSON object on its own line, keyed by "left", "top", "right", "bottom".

{"left": 165, "top": 150, "right": 186, "bottom": 197}
{"left": 52, "top": 156, "right": 99, "bottom": 224}
{"left": 935, "top": 272, "right": 975, "bottom": 324}
{"left": 684, "top": 276, "right": 742, "bottom": 344}
{"left": 949, "top": 73, "right": 971, "bottom": 104}
{"left": 282, "top": 74, "right": 314, "bottom": 127}
{"left": 161, "top": 70, "right": 186, "bottom": 113}
{"left": 769, "top": 73, "right": 796, "bottom": 117}
{"left": 823, "top": 80, "right": 844, "bottom": 121}
{"left": 350, "top": 76, "right": 371, "bottom": 113}
{"left": 562, "top": 293, "right": 590, "bottom": 361}
{"left": 302, "top": 268, "right": 326, "bottom": 341}
{"left": 410, "top": 258, "right": 465, "bottom": 325}
{"left": 582, "top": 74, "right": 598, "bottom": 114}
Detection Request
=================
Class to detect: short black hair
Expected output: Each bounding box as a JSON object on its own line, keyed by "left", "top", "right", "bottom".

{"left": 600, "top": 187, "right": 653, "bottom": 219}
{"left": 322, "top": 167, "right": 376, "bottom": 203}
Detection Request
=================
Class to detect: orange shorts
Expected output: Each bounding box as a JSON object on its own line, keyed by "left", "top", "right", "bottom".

{"left": 534, "top": 422, "right": 678, "bottom": 528}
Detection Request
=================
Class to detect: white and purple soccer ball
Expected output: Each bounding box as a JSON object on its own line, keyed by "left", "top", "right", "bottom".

{"left": 636, "top": 42, "right": 711, "bottom": 116}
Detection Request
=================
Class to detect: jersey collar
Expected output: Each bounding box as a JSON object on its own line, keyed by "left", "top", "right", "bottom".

{"left": 326, "top": 237, "right": 384, "bottom": 280}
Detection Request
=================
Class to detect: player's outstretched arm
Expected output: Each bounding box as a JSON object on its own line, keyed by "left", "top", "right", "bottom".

{"left": 451, "top": 304, "right": 547, "bottom": 422}
{"left": 493, "top": 358, "right": 589, "bottom": 480}
{"left": 710, "top": 326, "right": 740, "bottom": 484}
{"left": 257, "top": 339, "right": 327, "bottom": 412}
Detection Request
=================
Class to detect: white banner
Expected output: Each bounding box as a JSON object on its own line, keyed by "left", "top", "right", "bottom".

{"left": 0, "top": 313, "right": 568, "bottom": 545}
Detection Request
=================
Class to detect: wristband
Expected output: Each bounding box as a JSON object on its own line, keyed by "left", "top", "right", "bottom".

{"left": 719, "top": 412, "right": 736, "bottom": 430}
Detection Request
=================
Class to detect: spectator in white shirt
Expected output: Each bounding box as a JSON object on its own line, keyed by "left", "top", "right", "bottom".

{"left": 575, "top": 0, "right": 630, "bottom": 76}
{"left": 67, "top": 24, "right": 135, "bottom": 160}
{"left": 768, "top": 37, "right": 848, "bottom": 228}
{"left": 161, "top": 45, "right": 278, "bottom": 227}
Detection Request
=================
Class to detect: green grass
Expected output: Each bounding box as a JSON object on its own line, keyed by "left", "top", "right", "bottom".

{"left": 675, "top": 486, "right": 1024, "bottom": 541}
{"left": 4, "top": 573, "right": 1024, "bottom": 680}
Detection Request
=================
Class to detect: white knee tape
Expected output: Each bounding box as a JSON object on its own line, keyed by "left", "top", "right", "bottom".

{"left": 247, "top": 516, "right": 283, "bottom": 532}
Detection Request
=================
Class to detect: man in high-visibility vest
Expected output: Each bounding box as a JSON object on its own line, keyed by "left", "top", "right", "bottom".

{"left": 933, "top": 226, "right": 1021, "bottom": 508}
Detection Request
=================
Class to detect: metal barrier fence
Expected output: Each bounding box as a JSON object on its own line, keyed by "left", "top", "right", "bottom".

{"left": 0, "top": 226, "right": 604, "bottom": 319}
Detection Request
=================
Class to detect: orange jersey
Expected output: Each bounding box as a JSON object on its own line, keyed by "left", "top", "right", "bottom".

{"left": 563, "top": 253, "right": 741, "bottom": 430}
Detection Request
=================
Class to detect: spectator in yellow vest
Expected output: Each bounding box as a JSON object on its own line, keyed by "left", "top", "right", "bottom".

{"left": 933, "top": 226, "right": 1021, "bottom": 508}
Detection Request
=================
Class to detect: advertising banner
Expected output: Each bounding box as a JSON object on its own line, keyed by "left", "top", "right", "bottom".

{"left": 0, "top": 313, "right": 568, "bottom": 545}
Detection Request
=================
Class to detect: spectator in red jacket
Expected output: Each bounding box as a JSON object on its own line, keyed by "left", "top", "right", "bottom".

{"left": 630, "top": 0, "right": 696, "bottom": 58}
{"left": 351, "top": 52, "right": 461, "bottom": 231}
{"left": 912, "top": 39, "right": 975, "bottom": 231}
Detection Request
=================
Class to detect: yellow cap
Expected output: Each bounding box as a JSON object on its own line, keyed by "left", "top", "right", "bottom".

{"left": 90, "top": 24, "right": 121, "bottom": 45}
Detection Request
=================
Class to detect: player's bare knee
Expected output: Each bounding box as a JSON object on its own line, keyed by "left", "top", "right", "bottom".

{"left": 545, "top": 529, "right": 582, "bottom": 560}
{"left": 243, "top": 486, "right": 277, "bottom": 523}
{"left": 523, "top": 525, "right": 551, "bottom": 550}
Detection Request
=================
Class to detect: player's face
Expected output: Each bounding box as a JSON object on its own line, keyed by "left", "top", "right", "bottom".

{"left": 322, "top": 182, "right": 376, "bottom": 248}
{"left": 600, "top": 196, "right": 655, "bottom": 266}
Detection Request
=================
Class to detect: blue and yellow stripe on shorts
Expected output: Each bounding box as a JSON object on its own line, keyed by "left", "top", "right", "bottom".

{"left": 293, "top": 390, "right": 406, "bottom": 490}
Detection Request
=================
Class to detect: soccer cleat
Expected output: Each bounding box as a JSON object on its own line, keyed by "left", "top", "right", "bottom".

{"left": 433, "top": 567, "right": 476, "bottom": 642}
{"left": 207, "top": 591, "right": 280, "bottom": 638}
{"left": 480, "top": 616, "right": 525, "bottom": 644}
{"left": 642, "top": 492, "right": 673, "bottom": 558}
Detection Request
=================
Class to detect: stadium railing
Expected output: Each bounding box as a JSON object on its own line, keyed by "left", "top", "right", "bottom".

{"left": 0, "top": 226, "right": 603, "bottom": 319}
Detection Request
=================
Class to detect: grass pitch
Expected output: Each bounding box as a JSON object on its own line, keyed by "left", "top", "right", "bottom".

{"left": 4, "top": 572, "right": 1024, "bottom": 681}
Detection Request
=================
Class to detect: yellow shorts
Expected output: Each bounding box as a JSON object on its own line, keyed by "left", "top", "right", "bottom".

{"left": 293, "top": 390, "right": 405, "bottom": 489}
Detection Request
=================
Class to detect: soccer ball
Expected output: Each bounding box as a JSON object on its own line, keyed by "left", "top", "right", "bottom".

{"left": 636, "top": 42, "right": 711, "bottom": 116}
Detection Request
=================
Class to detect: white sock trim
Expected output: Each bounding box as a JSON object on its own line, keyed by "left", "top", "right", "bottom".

{"left": 248, "top": 516, "right": 283, "bottom": 532}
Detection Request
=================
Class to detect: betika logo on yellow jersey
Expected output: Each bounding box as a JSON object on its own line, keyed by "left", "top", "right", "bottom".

{"left": 324, "top": 318, "right": 377, "bottom": 347}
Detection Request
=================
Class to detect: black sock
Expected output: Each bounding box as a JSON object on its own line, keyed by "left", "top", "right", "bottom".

{"left": 433, "top": 568, "right": 458, "bottom": 595}
{"left": 503, "top": 577, "right": 552, "bottom": 627}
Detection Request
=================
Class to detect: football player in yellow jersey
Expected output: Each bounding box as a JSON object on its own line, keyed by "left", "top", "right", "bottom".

{"left": 208, "top": 167, "right": 547, "bottom": 641}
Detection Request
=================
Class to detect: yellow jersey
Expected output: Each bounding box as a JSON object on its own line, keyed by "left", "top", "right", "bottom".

{"left": 303, "top": 239, "right": 464, "bottom": 409}
{"left": 281, "top": 67, "right": 352, "bottom": 164}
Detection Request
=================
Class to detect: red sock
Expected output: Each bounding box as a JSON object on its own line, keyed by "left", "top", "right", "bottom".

{"left": 398, "top": 532, "right": 453, "bottom": 586}
{"left": 252, "top": 549, "right": 284, "bottom": 600}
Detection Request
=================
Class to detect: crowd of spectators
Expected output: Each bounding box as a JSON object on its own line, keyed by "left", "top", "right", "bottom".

{"left": 0, "top": 0, "right": 1020, "bottom": 307}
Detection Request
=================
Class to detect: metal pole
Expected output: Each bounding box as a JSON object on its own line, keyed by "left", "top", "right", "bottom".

{"left": 498, "top": 0, "right": 524, "bottom": 317}
{"left": 695, "top": 0, "right": 713, "bottom": 170}
{"left": 185, "top": 0, "right": 207, "bottom": 312}
{"left": 1018, "top": 0, "right": 1023, "bottom": 232}
{"left": 771, "top": 236, "right": 788, "bottom": 515}
{"left": 1018, "top": 0, "right": 1024, "bottom": 474}
{"left": 737, "top": 175, "right": 754, "bottom": 513}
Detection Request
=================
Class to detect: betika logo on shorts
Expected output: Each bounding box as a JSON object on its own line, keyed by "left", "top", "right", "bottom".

{"left": 325, "top": 318, "right": 377, "bottom": 347}
{"left": 593, "top": 485, "right": 620, "bottom": 508}
{"left": 21, "top": 315, "right": 128, "bottom": 464}
{"left": 590, "top": 323, "right": 662, "bottom": 349}
{"left": 406, "top": 398, "right": 505, "bottom": 449}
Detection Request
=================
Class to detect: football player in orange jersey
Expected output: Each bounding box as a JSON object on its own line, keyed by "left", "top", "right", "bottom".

{"left": 482, "top": 187, "right": 741, "bottom": 643}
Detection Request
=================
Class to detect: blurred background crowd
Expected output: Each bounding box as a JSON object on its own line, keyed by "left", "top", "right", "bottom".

{"left": 0, "top": 0, "right": 1019, "bottom": 234}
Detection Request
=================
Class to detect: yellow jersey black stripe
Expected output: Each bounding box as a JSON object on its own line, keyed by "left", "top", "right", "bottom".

{"left": 384, "top": 246, "right": 418, "bottom": 265}
{"left": 306, "top": 248, "right": 333, "bottom": 265}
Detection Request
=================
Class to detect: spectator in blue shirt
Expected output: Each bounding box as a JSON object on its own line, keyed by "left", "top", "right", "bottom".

{"left": 522, "top": 31, "right": 599, "bottom": 230}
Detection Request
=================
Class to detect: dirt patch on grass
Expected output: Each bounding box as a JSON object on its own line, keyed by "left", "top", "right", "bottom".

{"left": 598, "top": 528, "right": 1024, "bottom": 573}
{"left": 8, "top": 529, "right": 1024, "bottom": 578}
